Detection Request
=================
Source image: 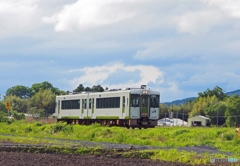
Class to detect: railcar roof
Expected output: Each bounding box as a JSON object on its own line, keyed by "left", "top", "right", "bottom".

{"left": 57, "top": 88, "right": 159, "bottom": 97}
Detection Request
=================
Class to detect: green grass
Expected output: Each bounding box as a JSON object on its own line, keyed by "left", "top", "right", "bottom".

{"left": 0, "top": 121, "right": 239, "bottom": 154}
{"left": 0, "top": 124, "right": 240, "bottom": 165}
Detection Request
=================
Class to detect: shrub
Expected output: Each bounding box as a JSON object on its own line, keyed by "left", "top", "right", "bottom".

{"left": 11, "top": 111, "right": 25, "bottom": 120}
{"left": 172, "top": 129, "right": 190, "bottom": 136}
{"left": 224, "top": 133, "right": 235, "bottom": 141}
{"left": 0, "top": 112, "right": 8, "bottom": 122}
{"left": 0, "top": 112, "right": 14, "bottom": 124}
{"left": 50, "top": 122, "right": 73, "bottom": 133}
{"left": 33, "top": 122, "right": 42, "bottom": 127}
{"left": 24, "top": 125, "right": 33, "bottom": 133}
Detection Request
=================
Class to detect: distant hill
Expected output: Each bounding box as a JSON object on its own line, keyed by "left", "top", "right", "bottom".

{"left": 163, "top": 89, "right": 240, "bottom": 107}
{"left": 226, "top": 89, "right": 240, "bottom": 96}
{"left": 163, "top": 97, "right": 196, "bottom": 107}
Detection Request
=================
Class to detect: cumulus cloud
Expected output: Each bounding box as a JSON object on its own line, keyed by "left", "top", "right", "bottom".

{"left": 0, "top": 0, "right": 40, "bottom": 36}
{"left": 42, "top": 0, "right": 150, "bottom": 32}
{"left": 200, "top": 0, "right": 240, "bottom": 18}
{"left": 0, "top": 0, "right": 38, "bottom": 14}
{"left": 174, "top": 10, "right": 223, "bottom": 35}
{"left": 69, "top": 63, "right": 164, "bottom": 89}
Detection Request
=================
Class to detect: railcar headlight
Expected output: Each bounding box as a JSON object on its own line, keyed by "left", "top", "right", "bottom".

{"left": 143, "top": 91, "right": 148, "bottom": 94}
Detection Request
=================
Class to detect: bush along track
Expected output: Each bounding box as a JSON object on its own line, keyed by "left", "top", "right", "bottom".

{"left": 0, "top": 121, "right": 240, "bottom": 163}
{"left": 0, "top": 121, "right": 240, "bottom": 153}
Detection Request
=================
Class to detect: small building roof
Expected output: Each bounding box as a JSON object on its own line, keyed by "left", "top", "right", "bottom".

{"left": 189, "top": 115, "right": 209, "bottom": 120}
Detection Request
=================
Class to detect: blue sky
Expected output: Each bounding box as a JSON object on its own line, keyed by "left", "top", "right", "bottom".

{"left": 1, "top": 0, "right": 240, "bottom": 102}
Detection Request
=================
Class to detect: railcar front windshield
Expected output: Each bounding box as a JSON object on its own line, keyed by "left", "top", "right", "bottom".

{"left": 150, "top": 95, "right": 159, "bottom": 108}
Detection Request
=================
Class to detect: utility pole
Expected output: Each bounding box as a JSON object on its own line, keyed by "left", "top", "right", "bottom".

{"left": 172, "top": 106, "right": 173, "bottom": 127}
{"left": 217, "top": 101, "right": 219, "bottom": 127}
{"left": 182, "top": 110, "right": 184, "bottom": 126}
{"left": 176, "top": 112, "right": 178, "bottom": 126}
{"left": 165, "top": 113, "right": 166, "bottom": 125}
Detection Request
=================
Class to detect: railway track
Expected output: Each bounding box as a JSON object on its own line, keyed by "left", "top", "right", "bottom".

{"left": 0, "top": 134, "right": 234, "bottom": 155}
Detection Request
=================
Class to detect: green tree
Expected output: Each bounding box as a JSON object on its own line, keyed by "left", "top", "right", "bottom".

{"left": 4, "top": 95, "right": 28, "bottom": 113}
{"left": 0, "top": 102, "right": 7, "bottom": 113}
{"left": 83, "top": 87, "right": 92, "bottom": 91}
{"left": 0, "top": 111, "right": 8, "bottom": 123}
{"left": 189, "top": 95, "right": 219, "bottom": 118}
{"left": 205, "top": 103, "right": 227, "bottom": 125}
{"left": 225, "top": 95, "right": 240, "bottom": 127}
{"left": 198, "top": 86, "right": 227, "bottom": 101}
{"left": 73, "top": 84, "right": 84, "bottom": 92}
{"left": 169, "top": 104, "right": 178, "bottom": 112}
{"left": 177, "top": 103, "right": 192, "bottom": 122}
{"left": 5, "top": 85, "right": 32, "bottom": 98}
{"left": 159, "top": 103, "right": 168, "bottom": 119}
{"left": 31, "top": 81, "right": 64, "bottom": 95}
{"left": 29, "top": 89, "right": 56, "bottom": 114}
{"left": 92, "top": 85, "right": 104, "bottom": 92}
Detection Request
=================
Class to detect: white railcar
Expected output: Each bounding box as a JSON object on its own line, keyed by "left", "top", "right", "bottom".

{"left": 55, "top": 85, "right": 160, "bottom": 128}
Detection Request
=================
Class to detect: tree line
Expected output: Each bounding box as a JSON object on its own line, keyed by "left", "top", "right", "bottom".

{"left": 1, "top": 83, "right": 240, "bottom": 127}
{"left": 160, "top": 86, "right": 240, "bottom": 127}
{"left": 0, "top": 82, "right": 106, "bottom": 118}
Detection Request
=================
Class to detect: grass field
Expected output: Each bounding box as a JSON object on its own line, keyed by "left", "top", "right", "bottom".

{"left": 0, "top": 120, "right": 239, "bottom": 165}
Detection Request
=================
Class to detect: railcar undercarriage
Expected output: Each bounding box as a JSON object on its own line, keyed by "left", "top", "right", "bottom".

{"left": 57, "top": 119, "right": 157, "bottom": 129}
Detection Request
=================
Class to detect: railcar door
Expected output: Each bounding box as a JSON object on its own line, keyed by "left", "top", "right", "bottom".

{"left": 88, "top": 98, "right": 92, "bottom": 118}
{"left": 141, "top": 95, "right": 149, "bottom": 117}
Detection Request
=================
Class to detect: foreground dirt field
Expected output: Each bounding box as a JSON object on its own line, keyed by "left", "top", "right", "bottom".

{"left": 0, "top": 137, "right": 239, "bottom": 166}
{"left": 0, "top": 152, "right": 195, "bottom": 166}
{"left": 0, "top": 146, "right": 239, "bottom": 166}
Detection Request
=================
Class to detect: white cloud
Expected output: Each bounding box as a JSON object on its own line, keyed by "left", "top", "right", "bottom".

{"left": 69, "top": 63, "right": 164, "bottom": 89}
{"left": 0, "top": 0, "right": 38, "bottom": 14}
{"left": 0, "top": 0, "right": 39, "bottom": 37}
{"left": 174, "top": 10, "right": 223, "bottom": 35}
{"left": 200, "top": 0, "right": 240, "bottom": 18}
{"left": 42, "top": 0, "right": 151, "bottom": 32}
{"left": 134, "top": 40, "right": 170, "bottom": 60}
{"left": 182, "top": 71, "right": 240, "bottom": 89}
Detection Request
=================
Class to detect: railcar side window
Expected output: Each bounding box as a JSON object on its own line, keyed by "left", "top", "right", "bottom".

{"left": 92, "top": 98, "right": 94, "bottom": 109}
{"left": 116, "top": 98, "right": 120, "bottom": 108}
{"left": 89, "top": 99, "right": 91, "bottom": 109}
{"left": 123, "top": 96, "right": 125, "bottom": 107}
{"left": 96, "top": 97, "right": 120, "bottom": 109}
{"left": 61, "top": 100, "right": 80, "bottom": 110}
{"left": 114, "top": 98, "right": 117, "bottom": 108}
{"left": 82, "top": 99, "right": 84, "bottom": 109}
{"left": 130, "top": 94, "right": 140, "bottom": 107}
{"left": 111, "top": 98, "right": 114, "bottom": 108}
{"left": 150, "top": 95, "right": 159, "bottom": 108}
{"left": 84, "top": 99, "right": 87, "bottom": 109}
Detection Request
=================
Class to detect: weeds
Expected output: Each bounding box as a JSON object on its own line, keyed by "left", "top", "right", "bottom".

{"left": 0, "top": 121, "right": 239, "bottom": 154}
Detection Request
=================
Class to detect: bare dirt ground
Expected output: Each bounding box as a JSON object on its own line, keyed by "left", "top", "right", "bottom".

{"left": 0, "top": 136, "right": 239, "bottom": 166}
{"left": 0, "top": 151, "right": 192, "bottom": 166}
{"left": 0, "top": 146, "right": 239, "bottom": 166}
